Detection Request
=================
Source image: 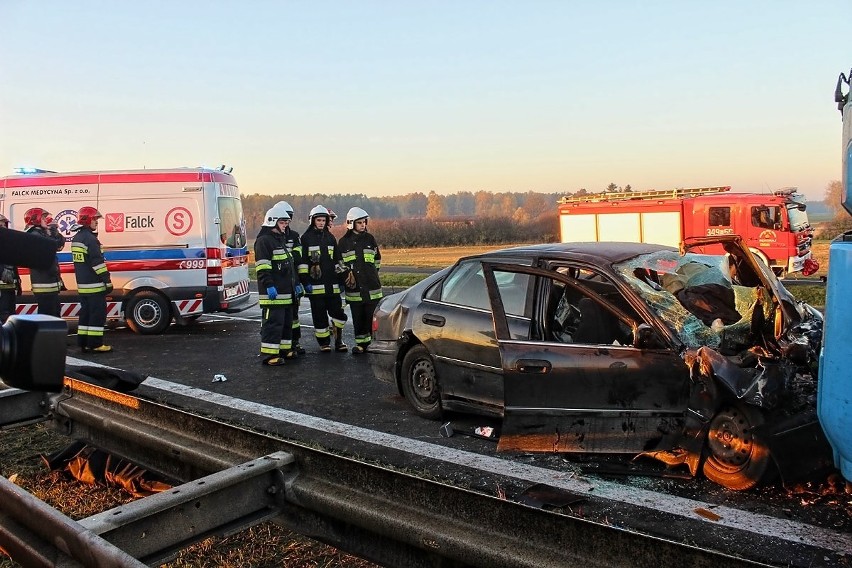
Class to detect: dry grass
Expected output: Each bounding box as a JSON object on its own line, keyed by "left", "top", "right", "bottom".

{"left": 0, "top": 425, "right": 378, "bottom": 568}
{"left": 380, "top": 244, "right": 531, "bottom": 268}
{"left": 381, "top": 240, "right": 834, "bottom": 275}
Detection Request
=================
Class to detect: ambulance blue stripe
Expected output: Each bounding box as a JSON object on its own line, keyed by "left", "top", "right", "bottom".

{"left": 56, "top": 247, "right": 248, "bottom": 262}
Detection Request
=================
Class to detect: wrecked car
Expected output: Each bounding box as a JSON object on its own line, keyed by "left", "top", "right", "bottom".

{"left": 369, "top": 237, "right": 829, "bottom": 490}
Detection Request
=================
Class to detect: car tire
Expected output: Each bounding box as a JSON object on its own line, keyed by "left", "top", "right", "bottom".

{"left": 702, "top": 403, "right": 771, "bottom": 491}
{"left": 401, "top": 345, "right": 443, "bottom": 420}
{"left": 125, "top": 291, "right": 171, "bottom": 335}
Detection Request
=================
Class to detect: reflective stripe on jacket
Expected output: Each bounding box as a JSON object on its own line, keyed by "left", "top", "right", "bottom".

{"left": 255, "top": 228, "right": 295, "bottom": 307}
{"left": 298, "top": 227, "right": 343, "bottom": 294}
{"left": 338, "top": 229, "right": 382, "bottom": 303}
{"left": 25, "top": 226, "right": 64, "bottom": 293}
{"left": 72, "top": 228, "right": 111, "bottom": 294}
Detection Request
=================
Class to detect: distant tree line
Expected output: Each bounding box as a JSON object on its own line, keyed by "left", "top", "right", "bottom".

{"left": 241, "top": 190, "right": 567, "bottom": 246}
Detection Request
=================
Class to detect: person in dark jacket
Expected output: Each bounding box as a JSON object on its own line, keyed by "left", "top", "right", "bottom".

{"left": 338, "top": 207, "right": 382, "bottom": 354}
{"left": 298, "top": 205, "right": 347, "bottom": 353}
{"left": 276, "top": 201, "right": 305, "bottom": 355}
{"left": 71, "top": 207, "right": 113, "bottom": 353}
{"left": 255, "top": 204, "right": 301, "bottom": 365}
{"left": 0, "top": 214, "right": 22, "bottom": 323}
{"left": 24, "top": 207, "right": 65, "bottom": 317}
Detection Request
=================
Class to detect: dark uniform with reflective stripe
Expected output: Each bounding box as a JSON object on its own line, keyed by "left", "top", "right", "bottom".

{"left": 282, "top": 226, "right": 304, "bottom": 350}
{"left": 298, "top": 225, "right": 347, "bottom": 348}
{"left": 0, "top": 259, "right": 20, "bottom": 323}
{"left": 255, "top": 227, "right": 295, "bottom": 359}
{"left": 26, "top": 225, "right": 65, "bottom": 317}
{"left": 338, "top": 229, "right": 382, "bottom": 349}
{"left": 72, "top": 227, "right": 112, "bottom": 349}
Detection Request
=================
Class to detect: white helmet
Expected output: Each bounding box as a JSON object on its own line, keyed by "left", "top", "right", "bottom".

{"left": 346, "top": 207, "right": 369, "bottom": 229}
{"left": 276, "top": 201, "right": 294, "bottom": 219}
{"left": 262, "top": 203, "right": 291, "bottom": 227}
{"left": 308, "top": 205, "right": 330, "bottom": 223}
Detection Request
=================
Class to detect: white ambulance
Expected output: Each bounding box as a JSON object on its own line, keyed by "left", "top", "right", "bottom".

{"left": 0, "top": 167, "right": 252, "bottom": 333}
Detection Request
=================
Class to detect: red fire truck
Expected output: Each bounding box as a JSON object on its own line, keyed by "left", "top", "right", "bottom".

{"left": 558, "top": 186, "right": 818, "bottom": 277}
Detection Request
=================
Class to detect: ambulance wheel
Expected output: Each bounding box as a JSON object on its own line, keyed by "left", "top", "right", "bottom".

{"left": 126, "top": 291, "right": 171, "bottom": 334}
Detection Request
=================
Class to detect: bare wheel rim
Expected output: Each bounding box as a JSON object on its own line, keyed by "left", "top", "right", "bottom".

{"left": 706, "top": 405, "right": 757, "bottom": 472}
{"left": 410, "top": 358, "right": 437, "bottom": 403}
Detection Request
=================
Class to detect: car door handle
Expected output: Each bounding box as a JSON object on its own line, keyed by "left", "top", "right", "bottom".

{"left": 422, "top": 314, "right": 446, "bottom": 327}
{"left": 516, "top": 359, "right": 552, "bottom": 374}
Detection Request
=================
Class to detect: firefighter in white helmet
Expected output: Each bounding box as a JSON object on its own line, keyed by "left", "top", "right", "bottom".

{"left": 338, "top": 206, "right": 382, "bottom": 354}
{"left": 274, "top": 201, "right": 306, "bottom": 355}
{"left": 0, "top": 213, "right": 22, "bottom": 323}
{"left": 298, "top": 205, "right": 348, "bottom": 352}
{"left": 255, "top": 203, "right": 301, "bottom": 365}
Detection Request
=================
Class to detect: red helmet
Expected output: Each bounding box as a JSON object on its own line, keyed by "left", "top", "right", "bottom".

{"left": 77, "top": 206, "right": 103, "bottom": 227}
{"left": 24, "top": 207, "right": 50, "bottom": 227}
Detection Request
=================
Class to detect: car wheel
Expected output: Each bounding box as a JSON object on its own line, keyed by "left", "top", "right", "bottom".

{"left": 702, "top": 403, "right": 770, "bottom": 491}
{"left": 401, "top": 345, "right": 443, "bottom": 420}
{"left": 125, "top": 291, "right": 171, "bottom": 335}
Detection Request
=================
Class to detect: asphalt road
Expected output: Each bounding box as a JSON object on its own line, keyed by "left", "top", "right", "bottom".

{"left": 62, "top": 292, "right": 852, "bottom": 566}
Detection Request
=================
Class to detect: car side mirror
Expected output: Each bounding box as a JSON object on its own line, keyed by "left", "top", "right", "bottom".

{"left": 633, "top": 323, "right": 662, "bottom": 349}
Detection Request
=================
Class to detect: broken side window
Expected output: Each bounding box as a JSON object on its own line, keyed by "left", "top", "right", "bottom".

{"left": 540, "top": 267, "right": 636, "bottom": 346}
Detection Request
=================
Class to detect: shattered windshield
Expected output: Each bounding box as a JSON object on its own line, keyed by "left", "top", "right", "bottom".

{"left": 614, "top": 250, "right": 770, "bottom": 350}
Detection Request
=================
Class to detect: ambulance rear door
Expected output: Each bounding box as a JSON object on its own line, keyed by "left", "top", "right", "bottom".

{"left": 209, "top": 178, "right": 250, "bottom": 312}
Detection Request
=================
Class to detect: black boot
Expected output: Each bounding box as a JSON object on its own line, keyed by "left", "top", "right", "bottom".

{"left": 333, "top": 326, "right": 348, "bottom": 352}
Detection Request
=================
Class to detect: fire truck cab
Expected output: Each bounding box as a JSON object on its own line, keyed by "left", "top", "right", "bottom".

{"left": 558, "top": 186, "right": 817, "bottom": 277}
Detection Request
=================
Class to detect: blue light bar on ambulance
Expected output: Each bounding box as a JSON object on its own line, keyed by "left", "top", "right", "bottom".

{"left": 13, "top": 167, "right": 56, "bottom": 174}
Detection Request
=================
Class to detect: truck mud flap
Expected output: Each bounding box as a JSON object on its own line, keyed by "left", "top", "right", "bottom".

{"left": 753, "top": 410, "right": 836, "bottom": 487}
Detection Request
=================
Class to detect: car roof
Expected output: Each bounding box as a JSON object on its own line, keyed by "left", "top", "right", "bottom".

{"left": 476, "top": 242, "right": 677, "bottom": 265}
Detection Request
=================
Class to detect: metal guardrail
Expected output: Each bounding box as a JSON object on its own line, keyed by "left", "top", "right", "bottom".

{"left": 780, "top": 278, "right": 827, "bottom": 287}
{"left": 0, "top": 379, "right": 814, "bottom": 567}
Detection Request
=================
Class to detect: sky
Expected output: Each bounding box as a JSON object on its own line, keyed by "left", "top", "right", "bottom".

{"left": 1, "top": 1, "right": 850, "bottom": 201}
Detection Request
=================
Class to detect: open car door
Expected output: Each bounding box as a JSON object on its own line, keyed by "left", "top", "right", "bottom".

{"left": 482, "top": 261, "right": 691, "bottom": 455}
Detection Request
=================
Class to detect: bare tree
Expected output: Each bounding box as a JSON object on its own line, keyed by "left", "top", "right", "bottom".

{"left": 825, "top": 180, "right": 844, "bottom": 218}
{"left": 426, "top": 191, "right": 446, "bottom": 219}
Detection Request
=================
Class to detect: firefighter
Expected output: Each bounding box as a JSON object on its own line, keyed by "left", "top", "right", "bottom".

{"left": 338, "top": 207, "right": 382, "bottom": 354}
{"left": 276, "top": 201, "right": 305, "bottom": 355}
{"left": 298, "top": 205, "right": 348, "bottom": 352}
{"left": 24, "top": 207, "right": 65, "bottom": 317}
{"left": 0, "top": 214, "right": 22, "bottom": 323}
{"left": 71, "top": 207, "right": 113, "bottom": 353}
{"left": 255, "top": 203, "right": 300, "bottom": 365}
